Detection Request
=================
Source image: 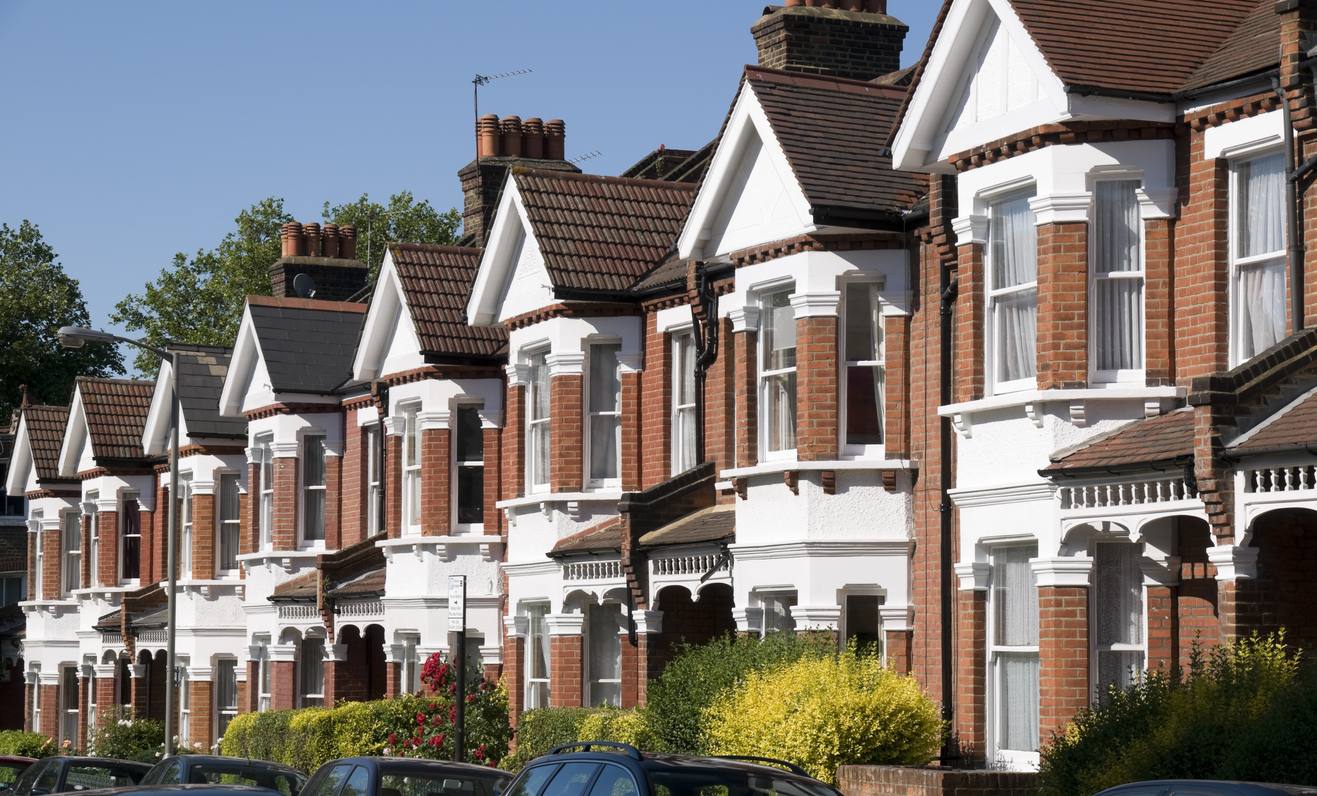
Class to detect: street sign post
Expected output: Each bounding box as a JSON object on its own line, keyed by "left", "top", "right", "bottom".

{"left": 448, "top": 575, "right": 467, "bottom": 763}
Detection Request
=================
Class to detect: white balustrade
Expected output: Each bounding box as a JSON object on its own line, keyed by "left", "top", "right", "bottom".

{"left": 651, "top": 554, "right": 730, "bottom": 577}
{"left": 336, "top": 600, "right": 383, "bottom": 618}
{"left": 277, "top": 603, "right": 320, "bottom": 620}
{"left": 1059, "top": 476, "right": 1196, "bottom": 511}
{"left": 563, "top": 560, "right": 623, "bottom": 581}
{"left": 1245, "top": 465, "right": 1317, "bottom": 494}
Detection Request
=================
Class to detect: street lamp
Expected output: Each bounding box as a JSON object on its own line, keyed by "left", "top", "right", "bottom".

{"left": 59, "top": 326, "right": 182, "bottom": 759}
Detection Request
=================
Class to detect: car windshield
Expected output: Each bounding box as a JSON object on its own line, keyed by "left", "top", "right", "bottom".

{"left": 379, "top": 770, "right": 505, "bottom": 796}
{"left": 0, "top": 764, "right": 30, "bottom": 788}
{"left": 650, "top": 770, "right": 839, "bottom": 796}
{"left": 188, "top": 764, "right": 307, "bottom": 796}
{"left": 64, "top": 764, "right": 147, "bottom": 791}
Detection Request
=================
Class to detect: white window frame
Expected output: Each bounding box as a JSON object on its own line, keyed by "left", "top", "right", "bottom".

{"left": 585, "top": 601, "right": 623, "bottom": 707}
{"left": 1089, "top": 177, "right": 1147, "bottom": 384}
{"left": 453, "top": 406, "right": 485, "bottom": 533}
{"left": 257, "top": 436, "right": 274, "bottom": 550}
{"left": 300, "top": 433, "right": 327, "bottom": 546}
{"left": 585, "top": 341, "right": 623, "bottom": 489}
{"left": 365, "top": 424, "right": 382, "bottom": 536}
{"left": 257, "top": 638, "right": 271, "bottom": 713}
{"left": 401, "top": 633, "right": 421, "bottom": 696}
{"left": 180, "top": 474, "right": 194, "bottom": 579}
{"left": 987, "top": 542, "right": 1041, "bottom": 769}
{"left": 298, "top": 634, "right": 325, "bottom": 708}
{"left": 759, "top": 590, "right": 797, "bottom": 635}
{"left": 85, "top": 493, "right": 98, "bottom": 588}
{"left": 61, "top": 511, "right": 80, "bottom": 598}
{"left": 216, "top": 658, "right": 238, "bottom": 741}
{"left": 60, "top": 665, "right": 78, "bottom": 745}
{"left": 217, "top": 472, "right": 241, "bottom": 575}
{"left": 401, "top": 406, "right": 422, "bottom": 536}
{"left": 179, "top": 664, "right": 190, "bottom": 747}
{"left": 525, "top": 602, "right": 551, "bottom": 709}
{"left": 526, "top": 349, "right": 552, "bottom": 493}
{"left": 1090, "top": 540, "right": 1147, "bottom": 697}
{"left": 840, "top": 280, "right": 887, "bottom": 458}
{"left": 119, "top": 491, "right": 141, "bottom": 585}
{"left": 985, "top": 186, "right": 1039, "bottom": 395}
{"left": 671, "top": 329, "right": 697, "bottom": 476}
{"left": 1228, "top": 148, "right": 1289, "bottom": 368}
{"left": 31, "top": 510, "right": 44, "bottom": 599}
{"left": 758, "top": 287, "right": 798, "bottom": 462}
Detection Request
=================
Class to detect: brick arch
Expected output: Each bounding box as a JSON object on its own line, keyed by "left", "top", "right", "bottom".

{"left": 1235, "top": 508, "right": 1317, "bottom": 645}
{"left": 647, "top": 583, "right": 737, "bottom": 680}
{"left": 334, "top": 624, "right": 386, "bottom": 703}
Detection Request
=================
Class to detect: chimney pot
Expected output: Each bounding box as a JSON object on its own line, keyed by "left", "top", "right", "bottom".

{"left": 545, "top": 119, "right": 566, "bottom": 160}
{"left": 864, "top": 0, "right": 886, "bottom": 11}
{"left": 322, "top": 223, "right": 340, "bottom": 258}
{"left": 524, "top": 118, "right": 545, "bottom": 159}
{"left": 281, "top": 222, "right": 304, "bottom": 257}
{"left": 340, "top": 225, "right": 358, "bottom": 260}
{"left": 501, "top": 116, "right": 523, "bottom": 158}
{"left": 302, "top": 222, "right": 322, "bottom": 257}
{"left": 841, "top": 0, "right": 863, "bottom": 9}
{"left": 478, "top": 113, "right": 500, "bottom": 157}
{"left": 785, "top": 0, "right": 804, "bottom": 4}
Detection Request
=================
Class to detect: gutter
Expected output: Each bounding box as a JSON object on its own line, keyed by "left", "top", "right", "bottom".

{"left": 808, "top": 204, "right": 908, "bottom": 231}
{"left": 1060, "top": 68, "right": 1280, "bottom": 104}
{"left": 1217, "top": 441, "right": 1317, "bottom": 463}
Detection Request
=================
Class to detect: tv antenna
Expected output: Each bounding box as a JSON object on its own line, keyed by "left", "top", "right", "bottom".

{"left": 569, "top": 151, "right": 602, "bottom": 165}
{"left": 473, "top": 69, "right": 532, "bottom": 161}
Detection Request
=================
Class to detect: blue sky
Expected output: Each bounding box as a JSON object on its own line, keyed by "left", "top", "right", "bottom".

{"left": 0, "top": 1, "right": 937, "bottom": 356}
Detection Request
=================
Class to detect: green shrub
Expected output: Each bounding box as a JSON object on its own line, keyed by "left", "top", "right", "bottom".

{"left": 644, "top": 631, "right": 834, "bottom": 755}
{"left": 504, "top": 707, "right": 607, "bottom": 771}
{"left": 87, "top": 705, "right": 165, "bottom": 762}
{"left": 577, "top": 707, "right": 655, "bottom": 751}
{"left": 1040, "top": 632, "right": 1311, "bottom": 796}
{"left": 703, "top": 647, "right": 942, "bottom": 784}
{"left": 0, "top": 730, "right": 56, "bottom": 758}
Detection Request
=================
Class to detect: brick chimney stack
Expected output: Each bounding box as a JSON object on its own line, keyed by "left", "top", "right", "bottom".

{"left": 270, "top": 220, "right": 368, "bottom": 301}
{"left": 458, "top": 113, "right": 580, "bottom": 247}
{"left": 753, "top": 1, "right": 907, "bottom": 82}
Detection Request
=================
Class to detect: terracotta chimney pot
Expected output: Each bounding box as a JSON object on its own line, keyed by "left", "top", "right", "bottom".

{"left": 523, "top": 118, "right": 545, "bottom": 159}
{"left": 864, "top": 0, "right": 886, "bottom": 11}
{"left": 340, "top": 225, "right": 358, "bottom": 260}
{"left": 545, "top": 119, "right": 566, "bottom": 160}
{"left": 478, "top": 113, "right": 500, "bottom": 157}
{"left": 281, "top": 222, "right": 304, "bottom": 257}
{"left": 785, "top": 0, "right": 804, "bottom": 5}
{"left": 302, "top": 222, "right": 322, "bottom": 257}
{"left": 322, "top": 223, "right": 340, "bottom": 258}
{"left": 501, "top": 116, "right": 523, "bottom": 158}
{"left": 841, "top": 0, "right": 862, "bottom": 9}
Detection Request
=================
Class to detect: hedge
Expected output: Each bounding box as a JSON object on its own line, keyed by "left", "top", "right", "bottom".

{"left": 0, "top": 730, "right": 57, "bottom": 759}
{"left": 504, "top": 707, "right": 606, "bottom": 771}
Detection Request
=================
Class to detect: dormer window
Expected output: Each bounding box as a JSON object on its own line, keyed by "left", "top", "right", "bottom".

{"left": 843, "top": 283, "right": 885, "bottom": 454}
{"left": 301, "top": 435, "right": 326, "bottom": 544}
{"left": 587, "top": 343, "right": 622, "bottom": 487}
{"left": 527, "top": 351, "right": 551, "bottom": 492}
{"left": 760, "top": 289, "right": 797, "bottom": 460}
{"left": 1230, "top": 151, "right": 1287, "bottom": 366}
{"left": 988, "top": 190, "right": 1038, "bottom": 393}
{"left": 402, "top": 407, "right": 421, "bottom": 535}
{"left": 1092, "top": 180, "right": 1145, "bottom": 382}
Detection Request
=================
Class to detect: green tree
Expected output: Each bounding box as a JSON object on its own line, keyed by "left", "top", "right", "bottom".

{"left": 0, "top": 220, "right": 123, "bottom": 419}
{"left": 323, "top": 190, "right": 463, "bottom": 276}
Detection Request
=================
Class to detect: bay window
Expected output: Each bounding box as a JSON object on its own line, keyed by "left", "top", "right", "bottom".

{"left": 527, "top": 351, "right": 551, "bottom": 491}
{"left": 402, "top": 407, "right": 421, "bottom": 534}
{"left": 587, "top": 603, "right": 622, "bottom": 707}
{"left": 1231, "top": 151, "right": 1287, "bottom": 366}
{"left": 991, "top": 543, "right": 1039, "bottom": 758}
{"left": 1093, "top": 543, "right": 1145, "bottom": 695}
{"left": 31, "top": 510, "right": 42, "bottom": 598}
{"left": 86, "top": 493, "right": 98, "bottom": 588}
{"left": 842, "top": 283, "right": 884, "bottom": 452}
{"left": 760, "top": 290, "right": 797, "bottom": 458}
{"left": 179, "top": 666, "right": 190, "bottom": 746}
{"left": 365, "top": 425, "right": 381, "bottom": 535}
{"left": 257, "top": 437, "right": 273, "bottom": 550}
{"left": 526, "top": 603, "right": 551, "bottom": 709}
{"left": 988, "top": 190, "right": 1038, "bottom": 391}
{"left": 218, "top": 474, "right": 240, "bottom": 573}
{"left": 672, "top": 332, "right": 697, "bottom": 475}
{"left": 61, "top": 512, "right": 80, "bottom": 596}
{"left": 455, "top": 407, "right": 484, "bottom": 529}
{"left": 1092, "top": 180, "right": 1145, "bottom": 380}
{"left": 588, "top": 343, "right": 622, "bottom": 486}
{"left": 302, "top": 435, "right": 326, "bottom": 543}
{"left": 180, "top": 475, "right": 193, "bottom": 578}
{"left": 60, "top": 666, "right": 78, "bottom": 745}
{"left": 120, "top": 493, "right": 141, "bottom": 583}
{"left": 216, "top": 659, "right": 238, "bottom": 739}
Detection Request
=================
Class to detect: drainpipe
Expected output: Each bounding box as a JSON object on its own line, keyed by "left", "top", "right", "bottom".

{"left": 1277, "top": 79, "right": 1305, "bottom": 335}
{"left": 939, "top": 265, "right": 958, "bottom": 763}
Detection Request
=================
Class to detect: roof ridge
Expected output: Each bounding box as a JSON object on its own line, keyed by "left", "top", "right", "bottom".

{"left": 77, "top": 376, "right": 154, "bottom": 387}
{"left": 745, "top": 64, "right": 910, "bottom": 97}
{"left": 388, "top": 242, "right": 484, "bottom": 256}
{"left": 516, "top": 168, "right": 698, "bottom": 193}
{"left": 246, "top": 295, "right": 369, "bottom": 314}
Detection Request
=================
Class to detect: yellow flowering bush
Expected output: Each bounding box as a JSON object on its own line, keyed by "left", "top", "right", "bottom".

{"left": 703, "top": 650, "right": 942, "bottom": 783}
{"left": 577, "top": 707, "right": 655, "bottom": 750}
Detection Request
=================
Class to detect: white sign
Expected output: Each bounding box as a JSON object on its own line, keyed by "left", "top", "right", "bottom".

{"left": 448, "top": 575, "right": 466, "bottom": 633}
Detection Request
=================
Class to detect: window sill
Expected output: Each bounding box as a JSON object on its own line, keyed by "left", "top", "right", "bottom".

{"left": 938, "top": 385, "right": 1185, "bottom": 437}
{"left": 495, "top": 491, "right": 624, "bottom": 510}
{"left": 721, "top": 459, "right": 919, "bottom": 479}
{"left": 377, "top": 535, "right": 506, "bottom": 563}
{"left": 236, "top": 549, "right": 324, "bottom": 574}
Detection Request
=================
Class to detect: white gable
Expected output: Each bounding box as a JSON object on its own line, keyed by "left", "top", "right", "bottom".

{"left": 678, "top": 84, "right": 814, "bottom": 261}
{"left": 57, "top": 388, "right": 91, "bottom": 478}
{"left": 218, "top": 305, "right": 273, "bottom": 418}
{"left": 141, "top": 358, "right": 192, "bottom": 456}
{"left": 354, "top": 250, "right": 426, "bottom": 381}
{"left": 5, "top": 416, "right": 33, "bottom": 497}
{"left": 944, "top": 13, "right": 1045, "bottom": 135}
{"left": 467, "top": 180, "right": 555, "bottom": 327}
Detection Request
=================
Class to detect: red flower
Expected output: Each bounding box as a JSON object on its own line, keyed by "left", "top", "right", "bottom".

{"left": 388, "top": 734, "right": 396, "bottom": 745}
{"left": 436, "top": 733, "right": 445, "bottom": 745}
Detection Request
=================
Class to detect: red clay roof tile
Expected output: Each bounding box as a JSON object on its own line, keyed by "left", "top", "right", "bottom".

{"left": 77, "top": 378, "right": 155, "bottom": 464}
{"left": 21, "top": 405, "right": 71, "bottom": 483}
{"left": 1046, "top": 409, "right": 1194, "bottom": 472}
{"left": 388, "top": 243, "right": 508, "bottom": 360}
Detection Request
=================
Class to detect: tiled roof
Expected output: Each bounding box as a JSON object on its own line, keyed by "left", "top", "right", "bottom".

{"left": 22, "top": 405, "right": 71, "bottom": 483}
{"left": 1233, "top": 388, "right": 1317, "bottom": 452}
{"left": 513, "top": 170, "right": 697, "bottom": 294}
{"left": 1045, "top": 409, "right": 1194, "bottom": 472}
{"left": 170, "top": 345, "right": 246, "bottom": 440}
{"left": 388, "top": 243, "right": 508, "bottom": 360}
{"left": 747, "top": 66, "right": 925, "bottom": 220}
{"left": 78, "top": 378, "right": 155, "bottom": 463}
{"left": 327, "top": 567, "right": 385, "bottom": 599}
{"left": 1181, "top": 0, "right": 1280, "bottom": 93}
{"left": 550, "top": 517, "right": 622, "bottom": 555}
{"left": 247, "top": 296, "right": 367, "bottom": 395}
{"left": 270, "top": 570, "right": 318, "bottom": 602}
{"left": 639, "top": 503, "right": 735, "bottom": 548}
{"left": 1011, "top": 0, "right": 1267, "bottom": 96}
{"left": 630, "top": 252, "right": 688, "bottom": 294}
{"left": 0, "top": 525, "right": 26, "bottom": 571}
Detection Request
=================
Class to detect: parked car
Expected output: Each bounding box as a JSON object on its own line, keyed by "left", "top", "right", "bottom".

{"left": 140, "top": 756, "right": 307, "bottom": 796}
{"left": 0, "top": 758, "right": 37, "bottom": 791}
{"left": 505, "top": 743, "right": 841, "bottom": 796}
{"left": 26, "top": 786, "right": 279, "bottom": 796}
{"left": 301, "top": 757, "right": 511, "bottom": 796}
{"left": 1095, "top": 782, "right": 1317, "bottom": 796}
{"left": 3, "top": 757, "right": 150, "bottom": 796}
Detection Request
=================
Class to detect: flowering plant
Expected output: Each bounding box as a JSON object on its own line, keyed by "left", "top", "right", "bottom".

{"left": 387, "top": 651, "right": 510, "bottom": 766}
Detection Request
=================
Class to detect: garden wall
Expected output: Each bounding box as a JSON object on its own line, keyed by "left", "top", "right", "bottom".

{"left": 837, "top": 766, "right": 1036, "bottom": 796}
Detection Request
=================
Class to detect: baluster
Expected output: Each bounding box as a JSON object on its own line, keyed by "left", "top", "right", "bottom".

{"left": 1285, "top": 467, "right": 1295, "bottom": 491}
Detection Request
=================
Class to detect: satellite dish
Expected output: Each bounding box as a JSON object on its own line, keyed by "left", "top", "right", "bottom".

{"left": 293, "top": 273, "right": 317, "bottom": 299}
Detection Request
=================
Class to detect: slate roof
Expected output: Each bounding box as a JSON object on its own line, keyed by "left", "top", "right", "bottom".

{"left": 21, "top": 405, "right": 72, "bottom": 483}
{"left": 550, "top": 517, "right": 622, "bottom": 555}
{"left": 388, "top": 243, "right": 508, "bottom": 360}
{"left": 1232, "top": 388, "right": 1317, "bottom": 452}
{"left": 327, "top": 567, "right": 385, "bottom": 599}
{"left": 169, "top": 345, "right": 246, "bottom": 440}
{"left": 0, "top": 525, "right": 26, "bottom": 572}
{"left": 639, "top": 503, "right": 735, "bottom": 548}
{"left": 513, "top": 170, "right": 697, "bottom": 294}
{"left": 1045, "top": 409, "right": 1194, "bottom": 472}
{"left": 78, "top": 378, "right": 155, "bottom": 463}
{"left": 246, "top": 296, "right": 368, "bottom": 395}
{"left": 746, "top": 66, "right": 925, "bottom": 220}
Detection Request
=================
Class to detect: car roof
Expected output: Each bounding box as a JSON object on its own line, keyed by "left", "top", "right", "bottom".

{"left": 322, "top": 758, "right": 510, "bottom": 779}
{"left": 524, "top": 751, "right": 836, "bottom": 789}
{"left": 0, "top": 757, "right": 36, "bottom": 765}
{"left": 1100, "top": 782, "right": 1317, "bottom": 796}
{"left": 176, "top": 756, "right": 306, "bottom": 776}
{"left": 48, "top": 758, "right": 153, "bottom": 770}
{"left": 56, "top": 785, "right": 275, "bottom": 796}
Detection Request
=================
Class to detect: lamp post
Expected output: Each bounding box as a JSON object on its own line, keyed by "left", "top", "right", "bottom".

{"left": 59, "top": 326, "right": 181, "bottom": 759}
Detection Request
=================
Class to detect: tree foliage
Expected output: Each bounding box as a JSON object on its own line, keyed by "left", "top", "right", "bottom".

{"left": 0, "top": 220, "right": 123, "bottom": 419}
{"left": 112, "top": 193, "right": 461, "bottom": 376}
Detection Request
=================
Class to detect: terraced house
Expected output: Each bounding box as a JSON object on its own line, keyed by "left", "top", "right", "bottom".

{"left": 12, "top": 0, "right": 1317, "bottom": 775}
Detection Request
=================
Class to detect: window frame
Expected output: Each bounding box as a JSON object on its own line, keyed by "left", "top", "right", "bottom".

{"left": 401, "top": 633, "right": 420, "bottom": 696}
{"left": 760, "top": 590, "right": 797, "bottom": 635}
{"left": 256, "top": 638, "right": 271, "bottom": 713}
{"left": 61, "top": 510, "right": 81, "bottom": 597}
{"left": 526, "top": 349, "right": 552, "bottom": 493}
{"left": 365, "top": 424, "right": 382, "bottom": 536}
{"left": 30, "top": 510, "right": 43, "bottom": 599}
{"left": 299, "top": 634, "right": 325, "bottom": 708}
{"left": 1089, "top": 177, "right": 1147, "bottom": 384}
{"left": 985, "top": 187, "right": 1040, "bottom": 395}
{"left": 179, "top": 664, "right": 191, "bottom": 747}
{"left": 671, "top": 330, "right": 697, "bottom": 476}
{"left": 119, "top": 491, "right": 141, "bottom": 585}
{"left": 1090, "top": 540, "right": 1148, "bottom": 697}
{"left": 585, "top": 341, "right": 623, "bottom": 489}
{"left": 525, "top": 602, "right": 551, "bottom": 710}
{"left": 85, "top": 493, "right": 98, "bottom": 589}
{"left": 758, "top": 287, "right": 798, "bottom": 462}
{"left": 60, "top": 665, "right": 78, "bottom": 746}
{"left": 217, "top": 472, "right": 241, "bottom": 575}
{"left": 1228, "top": 148, "right": 1289, "bottom": 368}
{"left": 840, "top": 280, "right": 887, "bottom": 458}
{"left": 216, "top": 658, "right": 238, "bottom": 740}
{"left": 585, "top": 602, "right": 623, "bottom": 707}
{"left": 300, "top": 433, "right": 327, "bottom": 546}
{"left": 453, "top": 405, "right": 485, "bottom": 533}
{"left": 401, "top": 405, "right": 422, "bottom": 536}
{"left": 179, "top": 474, "right": 194, "bottom": 579}
{"left": 257, "top": 436, "right": 274, "bottom": 551}
{"left": 987, "top": 542, "right": 1041, "bottom": 767}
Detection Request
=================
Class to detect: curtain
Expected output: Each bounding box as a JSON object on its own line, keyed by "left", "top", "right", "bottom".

{"left": 676, "top": 334, "right": 697, "bottom": 473}
{"left": 122, "top": 499, "right": 140, "bottom": 580}
{"left": 220, "top": 474, "right": 240, "bottom": 570}
{"left": 1240, "top": 153, "right": 1285, "bottom": 259}
{"left": 1239, "top": 259, "right": 1287, "bottom": 359}
{"left": 530, "top": 355, "right": 551, "bottom": 487}
{"left": 303, "top": 436, "right": 326, "bottom": 540}
{"left": 1096, "top": 544, "right": 1143, "bottom": 646}
{"left": 766, "top": 373, "right": 797, "bottom": 451}
{"left": 1094, "top": 180, "right": 1144, "bottom": 371}
{"left": 1000, "top": 652, "right": 1039, "bottom": 752}
{"left": 301, "top": 638, "right": 324, "bottom": 705}
{"left": 589, "top": 604, "right": 622, "bottom": 706}
{"left": 994, "top": 545, "right": 1038, "bottom": 646}
{"left": 590, "top": 345, "right": 621, "bottom": 481}
{"left": 765, "top": 293, "right": 797, "bottom": 371}
{"left": 992, "top": 193, "right": 1038, "bottom": 382}
{"left": 845, "top": 285, "right": 884, "bottom": 445}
